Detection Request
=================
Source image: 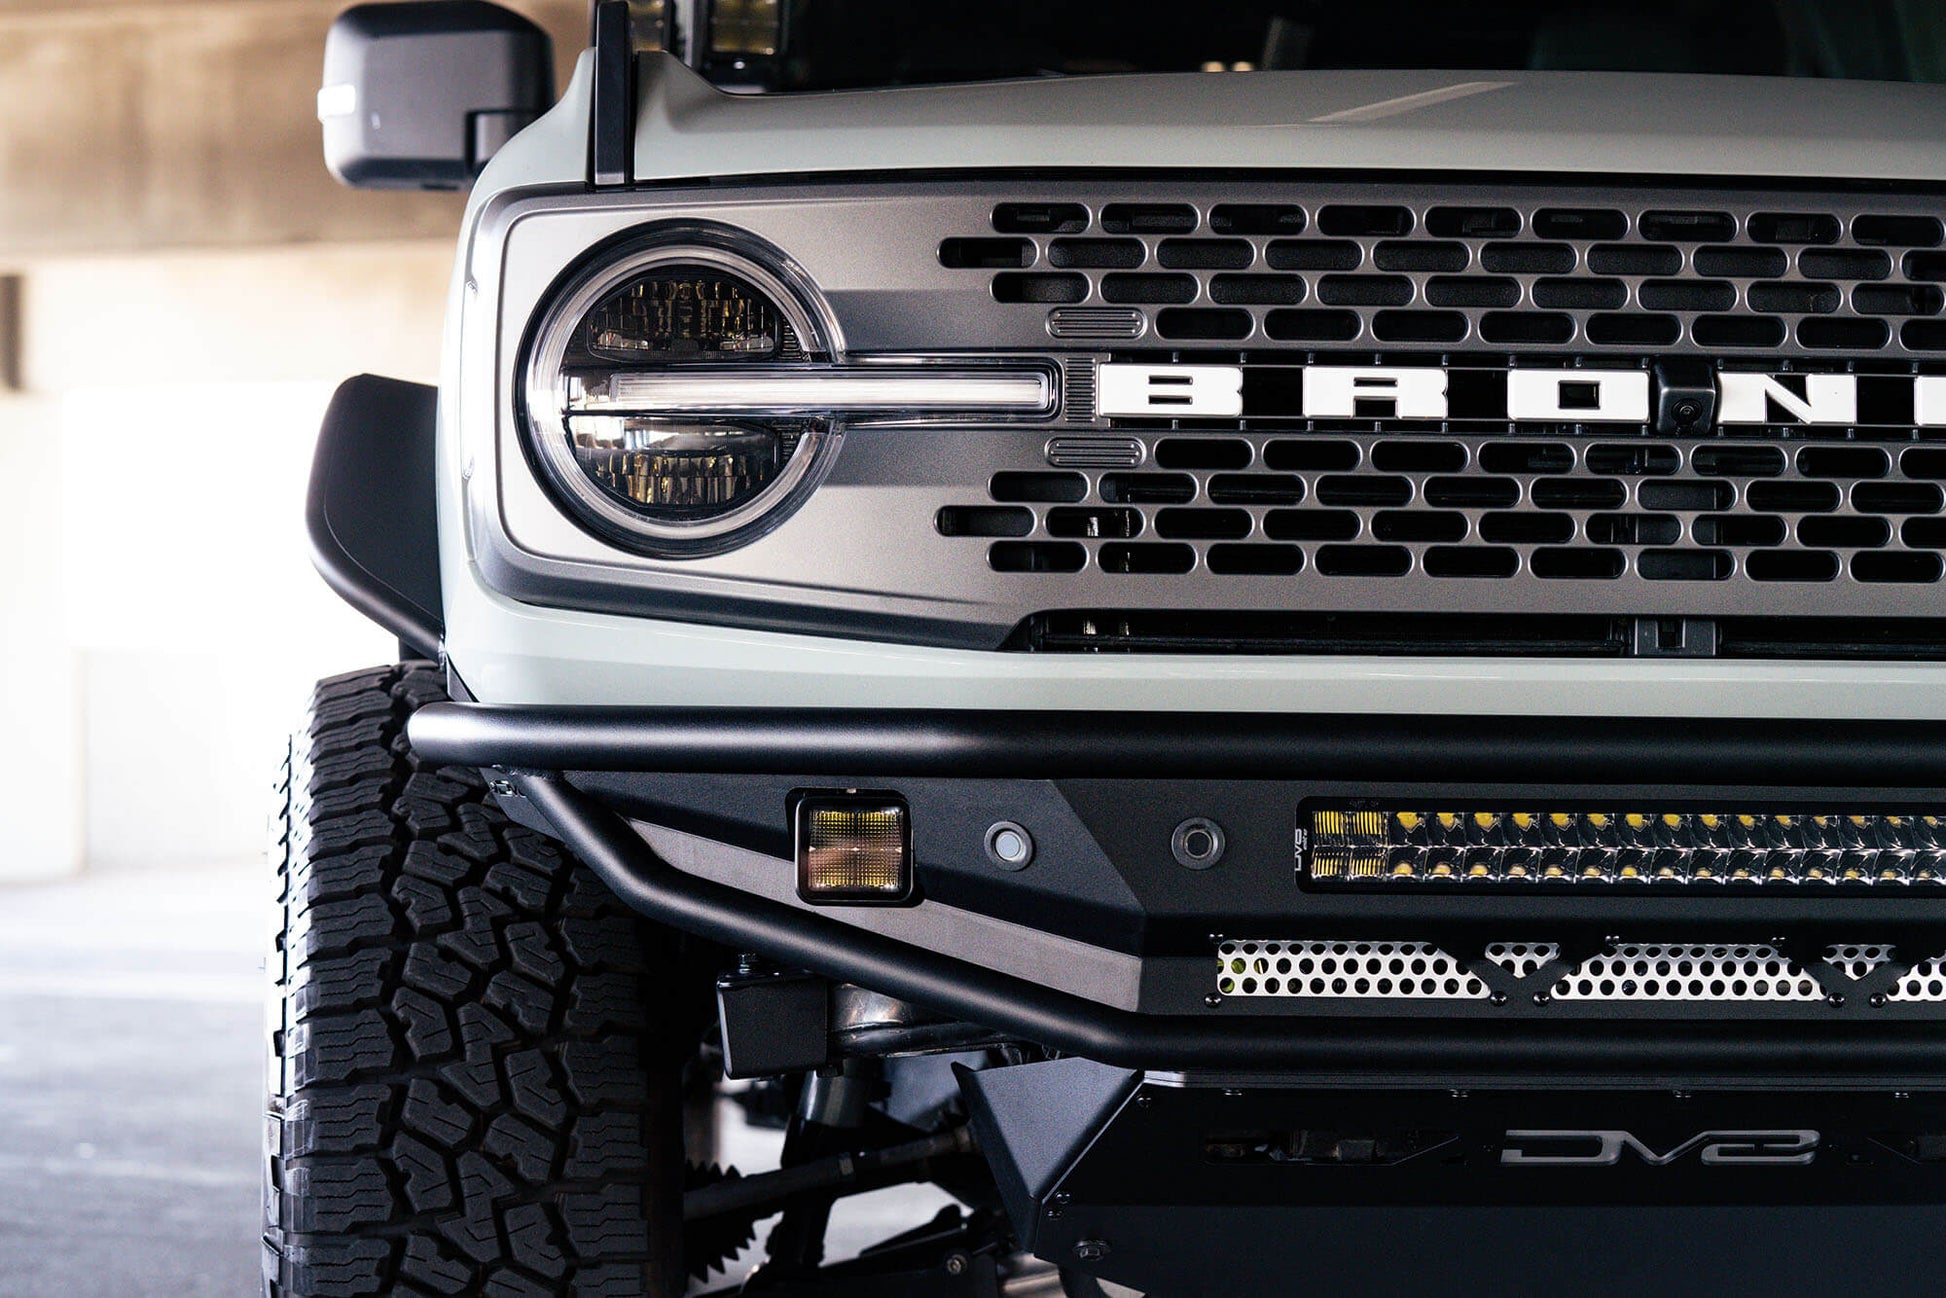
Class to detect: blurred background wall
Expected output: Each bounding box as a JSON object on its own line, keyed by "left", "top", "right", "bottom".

{"left": 0, "top": 0, "right": 587, "bottom": 879}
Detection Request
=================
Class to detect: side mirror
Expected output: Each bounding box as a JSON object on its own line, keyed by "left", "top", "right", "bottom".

{"left": 319, "top": 1, "right": 554, "bottom": 191}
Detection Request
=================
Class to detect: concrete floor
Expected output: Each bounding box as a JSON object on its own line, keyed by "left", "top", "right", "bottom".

{"left": 0, "top": 865, "right": 949, "bottom": 1298}
{"left": 0, "top": 867, "right": 264, "bottom": 1298}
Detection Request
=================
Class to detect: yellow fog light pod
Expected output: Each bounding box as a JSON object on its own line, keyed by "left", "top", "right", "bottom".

{"left": 795, "top": 794, "right": 913, "bottom": 904}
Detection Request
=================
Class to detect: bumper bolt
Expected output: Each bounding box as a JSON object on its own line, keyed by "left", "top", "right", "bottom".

{"left": 1074, "top": 1240, "right": 1110, "bottom": 1263}
{"left": 944, "top": 1253, "right": 969, "bottom": 1277}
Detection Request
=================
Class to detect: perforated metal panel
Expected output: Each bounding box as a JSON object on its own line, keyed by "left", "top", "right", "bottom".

{"left": 1215, "top": 941, "right": 1489, "bottom": 999}
{"left": 1485, "top": 942, "right": 1560, "bottom": 978}
{"left": 1215, "top": 939, "right": 1946, "bottom": 1005}
{"left": 1890, "top": 956, "right": 1946, "bottom": 1001}
{"left": 1825, "top": 943, "right": 1896, "bottom": 981}
{"left": 1551, "top": 943, "right": 1822, "bottom": 1001}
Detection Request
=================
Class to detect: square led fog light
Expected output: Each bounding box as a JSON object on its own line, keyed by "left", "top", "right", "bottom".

{"left": 795, "top": 794, "right": 913, "bottom": 904}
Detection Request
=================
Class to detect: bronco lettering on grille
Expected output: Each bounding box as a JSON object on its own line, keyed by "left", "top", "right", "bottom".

{"left": 1097, "top": 362, "right": 1942, "bottom": 428}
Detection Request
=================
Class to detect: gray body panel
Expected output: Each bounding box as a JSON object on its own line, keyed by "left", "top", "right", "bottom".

{"left": 633, "top": 58, "right": 1946, "bottom": 185}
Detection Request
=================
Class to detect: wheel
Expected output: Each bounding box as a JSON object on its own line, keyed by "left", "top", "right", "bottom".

{"left": 264, "top": 663, "right": 691, "bottom": 1297}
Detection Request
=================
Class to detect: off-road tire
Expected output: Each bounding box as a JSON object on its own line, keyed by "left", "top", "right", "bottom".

{"left": 264, "top": 663, "right": 688, "bottom": 1297}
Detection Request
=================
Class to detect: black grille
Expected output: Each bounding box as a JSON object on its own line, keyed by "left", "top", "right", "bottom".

{"left": 942, "top": 186, "right": 1946, "bottom": 355}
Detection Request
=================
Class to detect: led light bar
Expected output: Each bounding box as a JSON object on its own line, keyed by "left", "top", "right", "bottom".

{"left": 1305, "top": 809, "right": 1946, "bottom": 887}
{"left": 566, "top": 367, "right": 1055, "bottom": 415}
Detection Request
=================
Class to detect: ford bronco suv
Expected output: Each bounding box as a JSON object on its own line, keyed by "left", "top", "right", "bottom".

{"left": 275, "top": 2, "right": 1946, "bottom": 1294}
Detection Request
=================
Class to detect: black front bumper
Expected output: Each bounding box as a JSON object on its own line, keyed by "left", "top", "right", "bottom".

{"left": 411, "top": 700, "right": 1946, "bottom": 1085}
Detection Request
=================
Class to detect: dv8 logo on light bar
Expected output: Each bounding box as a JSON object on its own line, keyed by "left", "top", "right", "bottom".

{"left": 1500, "top": 1129, "right": 1820, "bottom": 1166}
{"left": 1097, "top": 362, "right": 1946, "bottom": 426}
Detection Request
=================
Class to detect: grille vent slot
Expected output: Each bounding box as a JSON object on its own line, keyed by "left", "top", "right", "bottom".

{"left": 1046, "top": 436, "right": 1142, "bottom": 469}
{"left": 1046, "top": 307, "right": 1145, "bottom": 340}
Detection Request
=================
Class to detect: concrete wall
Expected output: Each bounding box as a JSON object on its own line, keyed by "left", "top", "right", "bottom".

{"left": 0, "top": 0, "right": 587, "bottom": 259}
{"left": 0, "top": 242, "right": 455, "bottom": 877}
{"left": 0, "top": 0, "right": 588, "bottom": 877}
{"left": 0, "top": 397, "right": 82, "bottom": 882}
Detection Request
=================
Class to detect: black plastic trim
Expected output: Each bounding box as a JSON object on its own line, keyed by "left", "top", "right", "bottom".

{"left": 589, "top": 0, "right": 634, "bottom": 188}
{"left": 307, "top": 375, "right": 443, "bottom": 658}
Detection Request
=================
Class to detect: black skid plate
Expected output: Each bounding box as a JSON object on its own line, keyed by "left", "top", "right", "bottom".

{"left": 960, "top": 1058, "right": 1946, "bottom": 1297}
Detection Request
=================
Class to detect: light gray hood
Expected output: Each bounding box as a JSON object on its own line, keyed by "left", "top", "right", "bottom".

{"left": 634, "top": 57, "right": 1946, "bottom": 184}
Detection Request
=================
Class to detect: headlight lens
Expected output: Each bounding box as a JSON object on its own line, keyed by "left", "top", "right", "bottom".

{"left": 567, "top": 416, "right": 811, "bottom": 517}
{"left": 578, "top": 265, "right": 784, "bottom": 363}
{"left": 523, "top": 241, "right": 835, "bottom": 557}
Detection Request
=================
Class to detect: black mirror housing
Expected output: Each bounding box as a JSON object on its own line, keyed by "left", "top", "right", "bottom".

{"left": 319, "top": 1, "right": 554, "bottom": 191}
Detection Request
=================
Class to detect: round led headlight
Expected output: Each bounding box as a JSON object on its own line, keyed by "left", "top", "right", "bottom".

{"left": 524, "top": 228, "right": 1057, "bottom": 558}
{"left": 522, "top": 237, "right": 837, "bottom": 557}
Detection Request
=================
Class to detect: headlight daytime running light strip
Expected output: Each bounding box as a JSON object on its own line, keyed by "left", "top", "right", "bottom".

{"left": 567, "top": 368, "right": 1055, "bottom": 416}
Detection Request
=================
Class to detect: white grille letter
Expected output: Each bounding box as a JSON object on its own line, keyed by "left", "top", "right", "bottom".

{"left": 1097, "top": 365, "right": 1244, "bottom": 417}
{"left": 1507, "top": 370, "right": 1649, "bottom": 422}
{"left": 1718, "top": 373, "right": 1856, "bottom": 425}
{"left": 1913, "top": 376, "right": 1946, "bottom": 427}
{"left": 1301, "top": 367, "right": 1449, "bottom": 420}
